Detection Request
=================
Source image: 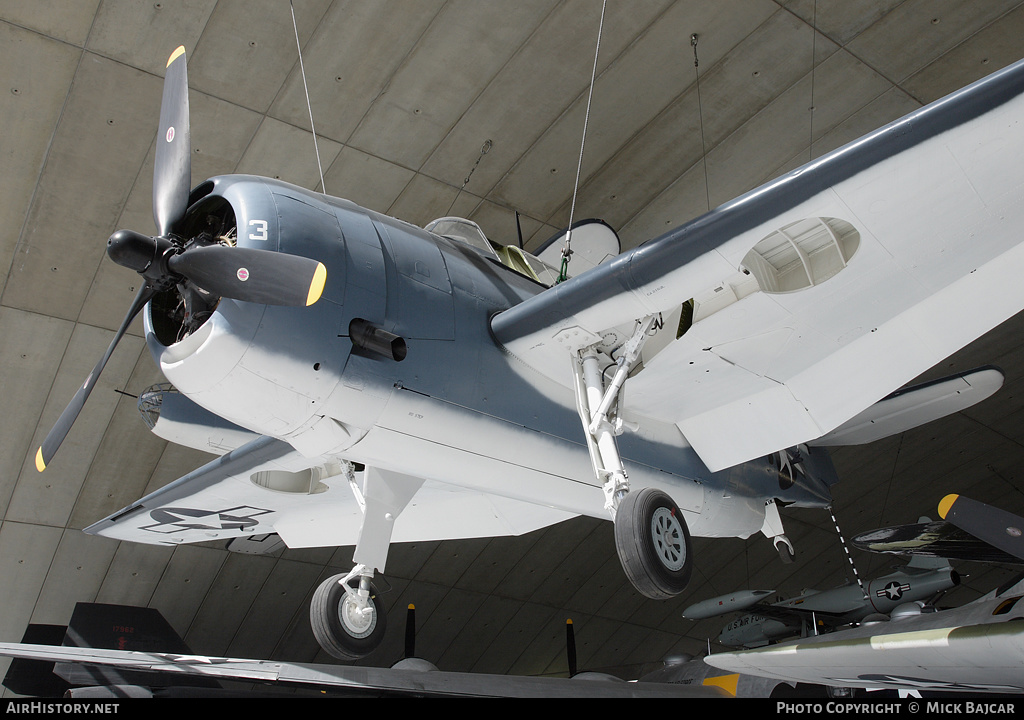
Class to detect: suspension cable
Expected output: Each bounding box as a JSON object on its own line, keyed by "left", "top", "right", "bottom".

{"left": 558, "top": 0, "right": 607, "bottom": 283}
{"left": 445, "top": 139, "right": 492, "bottom": 216}
{"left": 691, "top": 33, "right": 711, "bottom": 213}
{"left": 290, "top": 0, "right": 326, "bottom": 193}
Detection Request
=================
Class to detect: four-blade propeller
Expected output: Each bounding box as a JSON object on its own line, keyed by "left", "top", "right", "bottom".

{"left": 35, "top": 45, "right": 326, "bottom": 472}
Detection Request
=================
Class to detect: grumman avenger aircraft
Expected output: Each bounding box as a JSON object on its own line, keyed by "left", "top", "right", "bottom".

{"left": 704, "top": 498, "right": 1024, "bottom": 695}
{"left": 682, "top": 555, "right": 961, "bottom": 648}
{"left": 32, "top": 44, "right": 1024, "bottom": 662}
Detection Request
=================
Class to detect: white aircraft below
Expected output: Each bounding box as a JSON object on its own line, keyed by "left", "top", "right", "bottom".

{"left": 704, "top": 570, "right": 1024, "bottom": 695}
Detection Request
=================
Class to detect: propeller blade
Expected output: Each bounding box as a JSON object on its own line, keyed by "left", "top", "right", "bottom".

{"left": 939, "top": 494, "right": 1024, "bottom": 562}
{"left": 153, "top": 46, "right": 190, "bottom": 237}
{"left": 566, "top": 618, "right": 577, "bottom": 678}
{"left": 404, "top": 604, "right": 416, "bottom": 659}
{"left": 36, "top": 285, "right": 157, "bottom": 472}
{"left": 166, "top": 245, "right": 327, "bottom": 307}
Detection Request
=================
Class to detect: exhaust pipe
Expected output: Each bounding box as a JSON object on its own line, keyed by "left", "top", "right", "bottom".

{"left": 349, "top": 318, "right": 407, "bottom": 362}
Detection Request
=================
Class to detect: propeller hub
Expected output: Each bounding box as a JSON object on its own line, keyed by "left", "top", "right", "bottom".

{"left": 107, "top": 230, "right": 174, "bottom": 275}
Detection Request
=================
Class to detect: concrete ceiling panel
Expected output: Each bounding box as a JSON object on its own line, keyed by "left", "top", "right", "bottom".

{"left": 1, "top": 54, "right": 161, "bottom": 320}
{"left": 7, "top": 328, "right": 145, "bottom": 526}
{"left": 268, "top": 0, "right": 445, "bottom": 143}
{"left": 323, "top": 145, "right": 416, "bottom": 213}
{"left": 228, "top": 558, "right": 324, "bottom": 659}
{"left": 780, "top": 0, "right": 906, "bottom": 47}
{"left": 0, "top": 521, "right": 64, "bottom": 641}
{"left": 182, "top": 552, "right": 277, "bottom": 656}
{"left": 86, "top": 0, "right": 218, "bottom": 76}
{"left": 0, "top": 309, "right": 74, "bottom": 518}
{"left": 187, "top": 0, "right": 330, "bottom": 113}
{"left": 346, "top": 0, "right": 557, "bottom": 170}
{"left": 69, "top": 359, "right": 168, "bottom": 530}
{"left": 418, "top": 0, "right": 676, "bottom": 194}
{"left": 235, "top": 116, "right": 342, "bottom": 191}
{"left": 1, "top": 0, "right": 100, "bottom": 46}
{"left": 34, "top": 530, "right": 118, "bottom": 625}
{"left": 149, "top": 544, "right": 229, "bottom": 642}
{"left": 94, "top": 540, "right": 176, "bottom": 609}
{"left": 385, "top": 171, "right": 460, "bottom": 227}
{"left": 900, "top": 3, "right": 1024, "bottom": 104}
{"left": 845, "top": 0, "right": 1021, "bottom": 83}
{"left": 496, "top": 6, "right": 830, "bottom": 227}
{"left": 0, "top": 24, "right": 80, "bottom": 293}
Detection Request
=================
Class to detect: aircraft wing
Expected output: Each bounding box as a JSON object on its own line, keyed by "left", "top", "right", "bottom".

{"left": 85, "top": 435, "right": 576, "bottom": 549}
{"left": 704, "top": 620, "right": 1024, "bottom": 695}
{"left": 0, "top": 643, "right": 726, "bottom": 698}
{"left": 492, "top": 59, "right": 1024, "bottom": 472}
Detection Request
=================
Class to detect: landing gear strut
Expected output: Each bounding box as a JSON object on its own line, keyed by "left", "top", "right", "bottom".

{"left": 309, "top": 463, "right": 424, "bottom": 660}
{"left": 569, "top": 315, "right": 693, "bottom": 599}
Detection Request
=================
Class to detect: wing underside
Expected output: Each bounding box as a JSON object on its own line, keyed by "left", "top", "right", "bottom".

{"left": 85, "top": 436, "right": 575, "bottom": 549}
{"left": 492, "top": 59, "right": 1024, "bottom": 472}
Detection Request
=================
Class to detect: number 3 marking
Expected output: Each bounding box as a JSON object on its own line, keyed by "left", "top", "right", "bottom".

{"left": 248, "top": 219, "right": 268, "bottom": 241}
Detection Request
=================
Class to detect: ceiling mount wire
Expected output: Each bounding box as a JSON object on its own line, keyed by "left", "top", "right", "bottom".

{"left": 445, "top": 139, "right": 493, "bottom": 216}
{"left": 290, "top": 0, "right": 326, "bottom": 193}
{"left": 558, "top": 0, "right": 607, "bottom": 284}
{"left": 809, "top": 0, "right": 818, "bottom": 162}
{"left": 691, "top": 33, "right": 711, "bottom": 213}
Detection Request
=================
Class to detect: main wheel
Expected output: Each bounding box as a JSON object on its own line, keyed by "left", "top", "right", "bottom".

{"left": 310, "top": 574, "right": 387, "bottom": 660}
{"left": 614, "top": 487, "right": 693, "bottom": 599}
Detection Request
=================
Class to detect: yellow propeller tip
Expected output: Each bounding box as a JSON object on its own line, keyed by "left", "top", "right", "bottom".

{"left": 938, "top": 493, "right": 959, "bottom": 519}
{"left": 35, "top": 446, "right": 46, "bottom": 473}
{"left": 306, "top": 263, "right": 327, "bottom": 306}
{"left": 167, "top": 45, "right": 186, "bottom": 68}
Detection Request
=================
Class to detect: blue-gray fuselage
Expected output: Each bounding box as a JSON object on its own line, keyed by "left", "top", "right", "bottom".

{"left": 147, "top": 174, "right": 836, "bottom": 540}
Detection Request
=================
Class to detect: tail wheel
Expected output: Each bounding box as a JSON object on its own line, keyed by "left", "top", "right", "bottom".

{"left": 614, "top": 488, "right": 693, "bottom": 599}
{"left": 310, "top": 574, "right": 387, "bottom": 660}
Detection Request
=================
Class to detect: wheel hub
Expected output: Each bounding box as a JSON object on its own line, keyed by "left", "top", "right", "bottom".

{"left": 339, "top": 593, "right": 376, "bottom": 638}
{"left": 651, "top": 507, "right": 686, "bottom": 571}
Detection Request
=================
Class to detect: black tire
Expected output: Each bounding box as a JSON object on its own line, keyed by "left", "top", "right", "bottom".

{"left": 775, "top": 538, "right": 796, "bottom": 564}
{"left": 614, "top": 487, "right": 693, "bottom": 599}
{"left": 310, "top": 574, "right": 387, "bottom": 660}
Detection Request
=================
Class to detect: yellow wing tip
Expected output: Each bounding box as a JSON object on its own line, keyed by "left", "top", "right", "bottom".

{"left": 35, "top": 446, "right": 46, "bottom": 473}
{"left": 167, "top": 45, "right": 186, "bottom": 68}
{"left": 306, "top": 263, "right": 327, "bottom": 306}
{"left": 703, "top": 673, "right": 739, "bottom": 697}
{"left": 938, "top": 493, "right": 959, "bottom": 519}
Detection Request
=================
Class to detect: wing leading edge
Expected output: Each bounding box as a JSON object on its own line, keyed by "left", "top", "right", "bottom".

{"left": 492, "top": 58, "right": 1024, "bottom": 472}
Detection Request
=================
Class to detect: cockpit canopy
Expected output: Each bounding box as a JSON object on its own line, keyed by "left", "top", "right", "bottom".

{"left": 425, "top": 216, "right": 561, "bottom": 286}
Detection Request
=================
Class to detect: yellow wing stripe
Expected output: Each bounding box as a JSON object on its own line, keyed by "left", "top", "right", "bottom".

{"left": 167, "top": 45, "right": 186, "bottom": 68}
{"left": 35, "top": 446, "right": 46, "bottom": 473}
{"left": 703, "top": 673, "right": 740, "bottom": 697}
{"left": 306, "top": 263, "right": 327, "bottom": 306}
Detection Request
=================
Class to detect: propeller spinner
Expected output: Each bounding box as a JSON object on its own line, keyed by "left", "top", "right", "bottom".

{"left": 35, "top": 46, "right": 326, "bottom": 472}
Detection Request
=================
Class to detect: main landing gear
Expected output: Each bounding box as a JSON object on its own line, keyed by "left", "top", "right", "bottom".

{"left": 309, "top": 463, "right": 424, "bottom": 660}
{"left": 568, "top": 315, "right": 695, "bottom": 599}
{"left": 310, "top": 565, "right": 387, "bottom": 661}
{"left": 614, "top": 487, "right": 693, "bottom": 599}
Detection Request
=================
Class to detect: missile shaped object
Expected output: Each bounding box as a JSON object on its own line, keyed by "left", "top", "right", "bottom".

{"left": 683, "top": 590, "right": 774, "bottom": 620}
